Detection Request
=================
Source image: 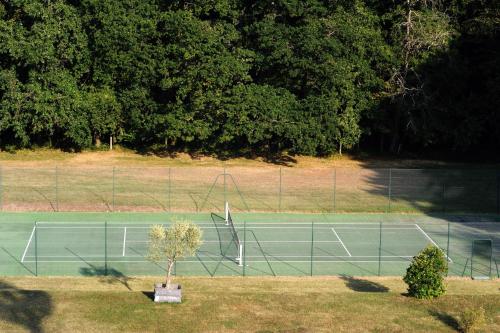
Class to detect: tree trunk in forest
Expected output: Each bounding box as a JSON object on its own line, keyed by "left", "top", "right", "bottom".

{"left": 95, "top": 135, "right": 101, "bottom": 147}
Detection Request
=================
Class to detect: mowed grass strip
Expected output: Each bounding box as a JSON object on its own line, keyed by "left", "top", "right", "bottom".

{"left": 0, "top": 276, "right": 498, "bottom": 333}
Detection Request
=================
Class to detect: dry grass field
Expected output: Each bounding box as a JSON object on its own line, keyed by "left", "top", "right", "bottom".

{"left": 0, "top": 276, "right": 498, "bottom": 332}
{"left": 1, "top": 147, "right": 497, "bottom": 168}
{"left": 0, "top": 148, "right": 497, "bottom": 213}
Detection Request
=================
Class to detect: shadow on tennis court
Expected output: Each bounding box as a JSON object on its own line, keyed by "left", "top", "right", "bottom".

{"left": 339, "top": 275, "right": 389, "bottom": 293}
{"left": 0, "top": 280, "right": 52, "bottom": 333}
{"left": 80, "top": 267, "right": 134, "bottom": 291}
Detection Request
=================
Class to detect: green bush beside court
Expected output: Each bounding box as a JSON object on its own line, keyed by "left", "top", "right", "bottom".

{"left": 404, "top": 245, "right": 448, "bottom": 299}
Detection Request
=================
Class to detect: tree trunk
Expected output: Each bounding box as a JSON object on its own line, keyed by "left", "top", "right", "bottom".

{"left": 166, "top": 260, "right": 174, "bottom": 289}
{"left": 95, "top": 135, "right": 101, "bottom": 147}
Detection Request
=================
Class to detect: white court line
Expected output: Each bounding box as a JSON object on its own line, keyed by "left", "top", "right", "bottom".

{"left": 414, "top": 224, "right": 453, "bottom": 263}
{"left": 330, "top": 228, "right": 352, "bottom": 257}
{"left": 21, "top": 224, "right": 36, "bottom": 263}
{"left": 122, "top": 227, "right": 127, "bottom": 257}
{"left": 36, "top": 222, "right": 418, "bottom": 225}
{"left": 25, "top": 254, "right": 414, "bottom": 259}
{"left": 124, "top": 240, "right": 341, "bottom": 244}
{"left": 34, "top": 226, "right": 418, "bottom": 230}
{"left": 21, "top": 259, "right": 412, "bottom": 264}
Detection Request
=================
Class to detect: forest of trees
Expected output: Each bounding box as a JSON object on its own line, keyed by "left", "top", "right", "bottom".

{"left": 0, "top": 0, "right": 498, "bottom": 156}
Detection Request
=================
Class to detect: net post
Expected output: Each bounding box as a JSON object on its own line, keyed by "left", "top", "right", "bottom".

{"left": 238, "top": 244, "right": 243, "bottom": 267}
{"left": 243, "top": 221, "right": 246, "bottom": 276}
{"left": 34, "top": 222, "right": 38, "bottom": 277}
{"left": 104, "top": 221, "right": 108, "bottom": 276}
{"left": 278, "top": 167, "right": 282, "bottom": 212}
{"left": 310, "top": 222, "right": 314, "bottom": 276}
{"left": 225, "top": 202, "right": 229, "bottom": 225}
{"left": 112, "top": 167, "right": 115, "bottom": 212}
{"left": 55, "top": 166, "right": 59, "bottom": 212}
{"left": 378, "top": 222, "right": 382, "bottom": 276}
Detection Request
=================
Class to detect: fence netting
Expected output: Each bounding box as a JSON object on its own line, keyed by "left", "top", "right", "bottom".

{"left": 0, "top": 167, "right": 498, "bottom": 214}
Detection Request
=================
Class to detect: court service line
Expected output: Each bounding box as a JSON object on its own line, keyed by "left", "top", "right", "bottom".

{"left": 330, "top": 228, "right": 352, "bottom": 257}
{"left": 21, "top": 224, "right": 37, "bottom": 263}
{"left": 122, "top": 227, "right": 127, "bottom": 257}
{"left": 414, "top": 224, "right": 453, "bottom": 263}
{"left": 125, "top": 240, "right": 342, "bottom": 244}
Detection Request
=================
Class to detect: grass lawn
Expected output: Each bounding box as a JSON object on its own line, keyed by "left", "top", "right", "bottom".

{"left": 0, "top": 276, "right": 498, "bottom": 332}
{"left": 1, "top": 147, "right": 498, "bottom": 168}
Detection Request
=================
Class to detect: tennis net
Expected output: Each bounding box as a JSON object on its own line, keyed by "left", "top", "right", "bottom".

{"left": 210, "top": 202, "right": 242, "bottom": 266}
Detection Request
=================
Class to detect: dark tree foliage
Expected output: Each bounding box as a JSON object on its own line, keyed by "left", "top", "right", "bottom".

{"left": 0, "top": 0, "right": 497, "bottom": 156}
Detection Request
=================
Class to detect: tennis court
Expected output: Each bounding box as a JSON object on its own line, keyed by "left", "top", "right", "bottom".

{"left": 6, "top": 210, "right": 497, "bottom": 278}
{"left": 0, "top": 212, "right": 500, "bottom": 277}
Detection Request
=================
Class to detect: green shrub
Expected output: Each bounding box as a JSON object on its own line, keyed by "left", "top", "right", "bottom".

{"left": 458, "top": 307, "right": 486, "bottom": 333}
{"left": 403, "top": 245, "right": 448, "bottom": 299}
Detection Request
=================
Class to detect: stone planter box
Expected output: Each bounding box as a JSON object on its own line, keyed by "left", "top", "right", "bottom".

{"left": 154, "top": 283, "right": 182, "bottom": 303}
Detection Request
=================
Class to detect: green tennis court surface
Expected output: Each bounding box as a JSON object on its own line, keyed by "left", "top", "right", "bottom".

{"left": 1, "top": 212, "right": 498, "bottom": 278}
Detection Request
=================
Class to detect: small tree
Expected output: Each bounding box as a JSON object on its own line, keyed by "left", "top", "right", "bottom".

{"left": 147, "top": 220, "right": 203, "bottom": 289}
{"left": 459, "top": 307, "right": 486, "bottom": 333}
{"left": 403, "top": 245, "right": 448, "bottom": 299}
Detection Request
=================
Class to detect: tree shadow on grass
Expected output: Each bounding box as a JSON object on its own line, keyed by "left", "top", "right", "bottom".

{"left": 0, "top": 280, "right": 52, "bottom": 333}
{"left": 339, "top": 275, "right": 389, "bottom": 292}
{"left": 428, "top": 309, "right": 460, "bottom": 332}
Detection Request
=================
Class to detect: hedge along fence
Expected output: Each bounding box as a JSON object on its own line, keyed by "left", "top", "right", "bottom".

{"left": 0, "top": 166, "right": 498, "bottom": 214}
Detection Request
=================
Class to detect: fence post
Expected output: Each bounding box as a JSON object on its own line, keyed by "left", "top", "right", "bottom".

{"left": 333, "top": 169, "right": 336, "bottom": 213}
{"left": 104, "top": 221, "right": 108, "bottom": 276}
{"left": 278, "top": 167, "right": 282, "bottom": 212}
{"left": 35, "top": 222, "right": 38, "bottom": 277}
{"left": 446, "top": 222, "right": 450, "bottom": 276}
{"left": 497, "top": 172, "right": 500, "bottom": 215}
{"left": 310, "top": 222, "right": 314, "bottom": 276}
{"left": 243, "top": 221, "right": 246, "bottom": 277}
{"left": 378, "top": 222, "right": 382, "bottom": 276}
{"left": 0, "top": 166, "right": 3, "bottom": 211}
{"left": 388, "top": 168, "right": 392, "bottom": 213}
{"left": 112, "top": 167, "right": 115, "bottom": 212}
{"left": 442, "top": 183, "right": 446, "bottom": 213}
{"left": 168, "top": 167, "right": 171, "bottom": 212}
{"left": 223, "top": 166, "right": 227, "bottom": 206}
{"left": 55, "top": 166, "right": 59, "bottom": 212}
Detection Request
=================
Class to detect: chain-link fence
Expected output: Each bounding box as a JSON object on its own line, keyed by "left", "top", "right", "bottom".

{"left": 0, "top": 166, "right": 498, "bottom": 214}
{"left": 2, "top": 221, "right": 498, "bottom": 278}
